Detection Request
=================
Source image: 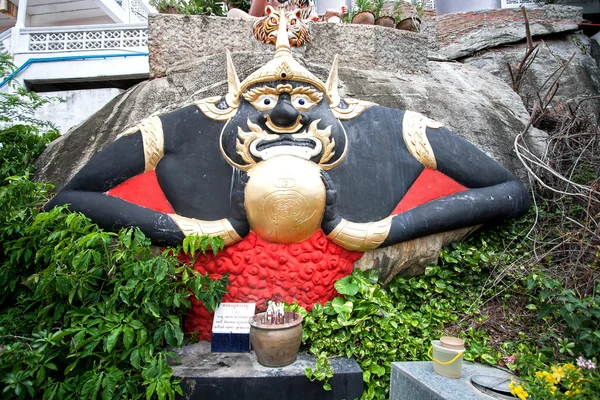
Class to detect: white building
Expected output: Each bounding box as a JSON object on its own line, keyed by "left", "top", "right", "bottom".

{"left": 0, "top": 0, "right": 152, "bottom": 132}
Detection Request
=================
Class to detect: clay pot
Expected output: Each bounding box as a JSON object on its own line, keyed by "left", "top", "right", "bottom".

{"left": 375, "top": 16, "right": 396, "bottom": 28}
{"left": 396, "top": 17, "right": 421, "bottom": 32}
{"left": 250, "top": 312, "right": 303, "bottom": 367}
{"left": 352, "top": 11, "right": 375, "bottom": 25}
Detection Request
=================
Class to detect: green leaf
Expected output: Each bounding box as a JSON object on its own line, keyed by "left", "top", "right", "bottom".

{"left": 123, "top": 325, "right": 135, "bottom": 350}
{"left": 331, "top": 297, "right": 353, "bottom": 314}
{"left": 145, "top": 382, "right": 157, "bottom": 400}
{"left": 145, "top": 301, "right": 161, "bottom": 318}
{"left": 370, "top": 364, "right": 385, "bottom": 376}
{"left": 105, "top": 326, "right": 122, "bottom": 353}
{"left": 137, "top": 328, "right": 148, "bottom": 346}
{"left": 64, "top": 360, "right": 78, "bottom": 376}
{"left": 334, "top": 276, "right": 360, "bottom": 296}
{"left": 130, "top": 349, "right": 141, "bottom": 370}
{"left": 101, "top": 372, "right": 118, "bottom": 400}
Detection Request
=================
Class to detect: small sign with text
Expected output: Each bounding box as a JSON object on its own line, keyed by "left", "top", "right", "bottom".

{"left": 212, "top": 303, "right": 256, "bottom": 334}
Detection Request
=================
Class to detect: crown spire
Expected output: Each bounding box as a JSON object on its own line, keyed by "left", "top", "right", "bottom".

{"left": 326, "top": 54, "right": 340, "bottom": 107}
{"left": 274, "top": 8, "right": 292, "bottom": 59}
{"left": 226, "top": 49, "right": 241, "bottom": 107}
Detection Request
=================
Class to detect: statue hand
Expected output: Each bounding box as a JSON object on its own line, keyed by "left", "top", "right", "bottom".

{"left": 321, "top": 170, "right": 341, "bottom": 235}
{"left": 229, "top": 169, "right": 250, "bottom": 237}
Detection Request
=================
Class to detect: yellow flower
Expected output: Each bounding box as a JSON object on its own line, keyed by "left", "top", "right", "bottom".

{"left": 509, "top": 381, "right": 529, "bottom": 400}
{"left": 536, "top": 370, "right": 558, "bottom": 385}
{"left": 551, "top": 365, "right": 565, "bottom": 383}
{"left": 566, "top": 388, "right": 585, "bottom": 397}
{"left": 563, "top": 363, "right": 576, "bottom": 372}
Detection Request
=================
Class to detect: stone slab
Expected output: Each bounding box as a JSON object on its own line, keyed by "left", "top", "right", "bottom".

{"left": 390, "top": 361, "right": 514, "bottom": 400}
{"left": 171, "top": 342, "right": 363, "bottom": 400}
{"left": 148, "top": 14, "right": 428, "bottom": 79}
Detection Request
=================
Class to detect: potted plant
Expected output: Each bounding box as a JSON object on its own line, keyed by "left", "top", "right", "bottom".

{"left": 249, "top": 301, "right": 303, "bottom": 367}
{"left": 351, "top": 0, "right": 375, "bottom": 25}
{"left": 373, "top": 0, "right": 395, "bottom": 28}
{"left": 396, "top": 0, "right": 423, "bottom": 31}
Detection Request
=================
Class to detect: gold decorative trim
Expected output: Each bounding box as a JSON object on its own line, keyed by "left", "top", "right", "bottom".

{"left": 137, "top": 116, "right": 165, "bottom": 172}
{"left": 320, "top": 120, "right": 348, "bottom": 171}
{"left": 194, "top": 96, "right": 238, "bottom": 121}
{"left": 116, "top": 116, "right": 164, "bottom": 172}
{"left": 331, "top": 98, "right": 376, "bottom": 120}
{"left": 169, "top": 214, "right": 242, "bottom": 247}
{"left": 402, "top": 111, "right": 443, "bottom": 170}
{"left": 327, "top": 216, "right": 394, "bottom": 251}
{"left": 264, "top": 114, "right": 303, "bottom": 133}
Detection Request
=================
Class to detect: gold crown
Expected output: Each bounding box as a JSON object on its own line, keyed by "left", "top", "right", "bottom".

{"left": 225, "top": 12, "right": 341, "bottom": 108}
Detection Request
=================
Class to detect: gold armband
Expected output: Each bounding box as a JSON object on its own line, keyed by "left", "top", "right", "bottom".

{"left": 117, "top": 116, "right": 164, "bottom": 172}
{"left": 169, "top": 214, "right": 242, "bottom": 247}
{"left": 327, "top": 216, "right": 394, "bottom": 252}
{"left": 402, "top": 110, "right": 443, "bottom": 170}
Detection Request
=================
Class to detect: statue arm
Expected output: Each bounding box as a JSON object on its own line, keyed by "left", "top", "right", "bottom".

{"left": 45, "top": 129, "right": 249, "bottom": 247}
{"left": 322, "top": 115, "right": 530, "bottom": 251}
{"left": 44, "top": 132, "right": 187, "bottom": 245}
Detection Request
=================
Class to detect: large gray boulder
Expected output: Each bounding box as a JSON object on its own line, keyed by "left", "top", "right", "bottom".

{"left": 34, "top": 17, "right": 542, "bottom": 190}
{"left": 437, "top": 5, "right": 583, "bottom": 60}
{"left": 463, "top": 33, "right": 600, "bottom": 121}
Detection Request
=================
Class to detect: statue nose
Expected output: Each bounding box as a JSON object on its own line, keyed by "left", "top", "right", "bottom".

{"left": 269, "top": 96, "right": 301, "bottom": 127}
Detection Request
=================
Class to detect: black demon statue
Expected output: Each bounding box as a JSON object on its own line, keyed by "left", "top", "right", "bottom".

{"left": 46, "top": 13, "right": 530, "bottom": 339}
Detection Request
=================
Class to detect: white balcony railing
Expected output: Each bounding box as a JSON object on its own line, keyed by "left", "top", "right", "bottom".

{"left": 130, "top": 0, "right": 150, "bottom": 21}
{"left": 19, "top": 24, "right": 148, "bottom": 53}
{"left": 0, "top": 29, "right": 11, "bottom": 54}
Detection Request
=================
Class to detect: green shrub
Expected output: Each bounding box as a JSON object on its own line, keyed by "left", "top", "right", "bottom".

{"left": 0, "top": 187, "right": 229, "bottom": 399}
{"left": 299, "top": 222, "right": 526, "bottom": 399}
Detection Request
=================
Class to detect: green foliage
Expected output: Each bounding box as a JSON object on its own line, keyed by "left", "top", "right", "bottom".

{"left": 149, "top": 0, "right": 226, "bottom": 16}
{"left": 0, "top": 126, "right": 59, "bottom": 182}
{"left": 298, "top": 224, "right": 522, "bottom": 399}
{"left": 391, "top": 2, "right": 404, "bottom": 22}
{"left": 226, "top": 0, "right": 251, "bottom": 13}
{"left": 0, "top": 54, "right": 57, "bottom": 128}
{"left": 526, "top": 272, "right": 600, "bottom": 358}
{"left": 371, "top": 0, "right": 385, "bottom": 19}
{"left": 511, "top": 361, "right": 600, "bottom": 400}
{"left": 0, "top": 54, "right": 60, "bottom": 182}
{"left": 0, "top": 184, "right": 229, "bottom": 398}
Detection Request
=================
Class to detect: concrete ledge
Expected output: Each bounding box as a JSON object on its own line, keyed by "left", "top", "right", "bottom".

{"left": 148, "top": 15, "right": 428, "bottom": 78}
{"left": 390, "top": 361, "right": 513, "bottom": 400}
{"left": 171, "top": 342, "right": 363, "bottom": 400}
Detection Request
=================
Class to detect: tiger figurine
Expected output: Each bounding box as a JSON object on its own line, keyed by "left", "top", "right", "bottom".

{"left": 252, "top": 5, "right": 312, "bottom": 47}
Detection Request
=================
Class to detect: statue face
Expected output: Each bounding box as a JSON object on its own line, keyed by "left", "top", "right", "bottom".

{"left": 220, "top": 81, "right": 348, "bottom": 171}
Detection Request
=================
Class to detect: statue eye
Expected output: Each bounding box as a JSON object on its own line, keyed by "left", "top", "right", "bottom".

{"left": 269, "top": 17, "right": 277, "bottom": 25}
{"left": 249, "top": 94, "right": 278, "bottom": 111}
{"left": 292, "top": 94, "right": 316, "bottom": 111}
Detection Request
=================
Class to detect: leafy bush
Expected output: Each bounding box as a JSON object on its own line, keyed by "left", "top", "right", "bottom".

{"left": 298, "top": 222, "right": 525, "bottom": 399}
{"left": 510, "top": 360, "right": 600, "bottom": 400}
{"left": 0, "top": 53, "right": 228, "bottom": 399}
{"left": 149, "top": 0, "right": 226, "bottom": 16}
{"left": 0, "top": 178, "right": 229, "bottom": 399}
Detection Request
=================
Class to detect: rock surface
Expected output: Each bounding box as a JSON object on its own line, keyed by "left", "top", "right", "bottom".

{"left": 356, "top": 226, "right": 480, "bottom": 283}
{"left": 464, "top": 33, "right": 600, "bottom": 121}
{"left": 438, "top": 5, "right": 583, "bottom": 60}
{"left": 148, "top": 15, "right": 428, "bottom": 78}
